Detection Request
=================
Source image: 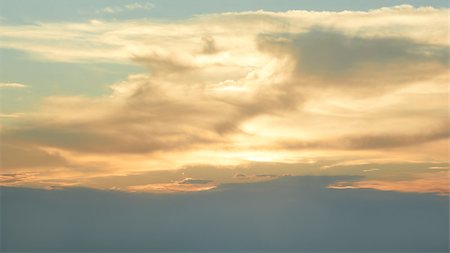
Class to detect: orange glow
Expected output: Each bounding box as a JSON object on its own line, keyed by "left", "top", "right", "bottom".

{"left": 329, "top": 171, "right": 450, "bottom": 196}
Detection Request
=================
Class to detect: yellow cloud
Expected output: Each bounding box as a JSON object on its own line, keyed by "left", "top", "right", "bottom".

{"left": 0, "top": 6, "right": 448, "bottom": 192}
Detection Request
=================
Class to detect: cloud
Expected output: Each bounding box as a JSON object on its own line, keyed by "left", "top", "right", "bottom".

{"left": 0, "top": 54, "right": 300, "bottom": 154}
{"left": 257, "top": 28, "right": 448, "bottom": 97}
{"left": 273, "top": 122, "right": 449, "bottom": 150}
{"left": 362, "top": 168, "right": 379, "bottom": 172}
{"left": 200, "top": 35, "right": 220, "bottom": 55}
{"left": 96, "top": 2, "right": 154, "bottom": 14}
{"left": 0, "top": 113, "right": 25, "bottom": 118}
{"left": 329, "top": 171, "right": 449, "bottom": 196}
{"left": 0, "top": 144, "right": 68, "bottom": 170}
{"left": 0, "top": 172, "right": 37, "bottom": 185}
{"left": 428, "top": 166, "right": 449, "bottom": 170}
{"left": 289, "top": 29, "right": 446, "bottom": 76}
{"left": 124, "top": 2, "right": 154, "bottom": 11}
{"left": 337, "top": 124, "right": 449, "bottom": 149}
{"left": 127, "top": 178, "right": 216, "bottom": 193}
{"left": 0, "top": 82, "right": 28, "bottom": 88}
{"left": 1, "top": 6, "right": 447, "bottom": 63}
{"left": 81, "top": 160, "right": 446, "bottom": 193}
{"left": 179, "top": 178, "right": 213, "bottom": 184}
{"left": 0, "top": 6, "right": 448, "bottom": 190}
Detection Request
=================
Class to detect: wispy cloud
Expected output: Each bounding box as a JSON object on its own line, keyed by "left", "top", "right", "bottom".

{"left": 96, "top": 2, "right": 154, "bottom": 14}
{"left": 329, "top": 171, "right": 449, "bottom": 196}
{"left": 0, "top": 82, "right": 28, "bottom": 88}
{"left": 0, "top": 113, "right": 25, "bottom": 118}
{"left": 128, "top": 178, "right": 216, "bottom": 193}
{"left": 362, "top": 168, "right": 379, "bottom": 172}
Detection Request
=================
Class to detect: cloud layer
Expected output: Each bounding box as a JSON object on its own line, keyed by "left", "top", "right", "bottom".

{"left": 0, "top": 6, "right": 448, "bottom": 193}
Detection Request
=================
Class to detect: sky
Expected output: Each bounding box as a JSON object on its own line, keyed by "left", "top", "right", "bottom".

{"left": 0, "top": 0, "right": 449, "bottom": 251}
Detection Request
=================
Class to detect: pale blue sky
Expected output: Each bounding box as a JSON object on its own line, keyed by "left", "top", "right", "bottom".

{"left": 0, "top": 49, "right": 144, "bottom": 114}
{"left": 0, "top": 0, "right": 448, "bottom": 24}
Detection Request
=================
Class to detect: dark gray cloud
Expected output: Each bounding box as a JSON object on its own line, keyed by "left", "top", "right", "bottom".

{"left": 258, "top": 28, "right": 449, "bottom": 94}
{"left": 275, "top": 122, "right": 449, "bottom": 150}
{"left": 337, "top": 124, "right": 449, "bottom": 150}
{"left": 291, "top": 28, "right": 448, "bottom": 76}
{"left": 1, "top": 176, "right": 448, "bottom": 252}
